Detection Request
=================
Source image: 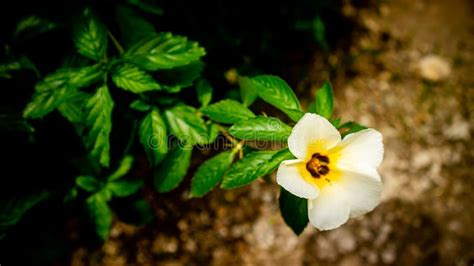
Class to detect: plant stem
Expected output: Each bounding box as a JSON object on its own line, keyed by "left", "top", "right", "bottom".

{"left": 124, "top": 119, "right": 138, "bottom": 155}
{"left": 216, "top": 124, "right": 239, "bottom": 146}
{"left": 107, "top": 30, "right": 124, "bottom": 54}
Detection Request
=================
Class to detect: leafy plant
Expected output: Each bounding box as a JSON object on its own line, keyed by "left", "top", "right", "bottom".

{"left": 1, "top": 2, "right": 366, "bottom": 243}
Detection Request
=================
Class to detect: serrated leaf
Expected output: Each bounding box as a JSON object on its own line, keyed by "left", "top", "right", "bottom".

{"left": 112, "top": 64, "right": 160, "bottom": 93}
{"left": 155, "top": 61, "right": 204, "bottom": 93}
{"left": 190, "top": 150, "right": 234, "bottom": 197}
{"left": 107, "top": 155, "right": 134, "bottom": 181}
{"left": 83, "top": 85, "right": 114, "bottom": 167}
{"left": 0, "top": 191, "right": 49, "bottom": 237}
{"left": 68, "top": 64, "right": 104, "bottom": 88}
{"left": 154, "top": 145, "right": 192, "bottom": 193}
{"left": 23, "top": 69, "right": 76, "bottom": 119}
{"left": 196, "top": 79, "right": 212, "bottom": 107}
{"left": 139, "top": 108, "right": 168, "bottom": 166}
{"left": 23, "top": 85, "right": 72, "bottom": 119}
{"left": 312, "top": 81, "right": 334, "bottom": 119}
{"left": 238, "top": 76, "right": 258, "bottom": 107}
{"left": 115, "top": 5, "right": 155, "bottom": 47}
{"left": 130, "top": 99, "right": 151, "bottom": 112}
{"left": 58, "top": 90, "right": 90, "bottom": 123}
{"left": 86, "top": 194, "right": 112, "bottom": 240}
{"left": 251, "top": 75, "right": 303, "bottom": 121}
{"left": 205, "top": 123, "right": 220, "bottom": 144}
{"left": 76, "top": 175, "right": 101, "bottom": 192}
{"left": 229, "top": 116, "right": 292, "bottom": 141}
{"left": 123, "top": 32, "right": 205, "bottom": 71}
{"left": 164, "top": 105, "right": 208, "bottom": 145}
{"left": 23, "top": 66, "right": 103, "bottom": 119}
{"left": 259, "top": 148, "right": 295, "bottom": 176}
{"left": 73, "top": 8, "right": 108, "bottom": 61}
{"left": 201, "top": 99, "right": 255, "bottom": 124}
{"left": 279, "top": 186, "right": 308, "bottom": 235}
{"left": 221, "top": 150, "right": 278, "bottom": 189}
{"left": 107, "top": 179, "right": 144, "bottom": 197}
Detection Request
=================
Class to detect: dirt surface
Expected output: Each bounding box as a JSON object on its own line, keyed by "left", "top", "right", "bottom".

{"left": 71, "top": 0, "right": 474, "bottom": 265}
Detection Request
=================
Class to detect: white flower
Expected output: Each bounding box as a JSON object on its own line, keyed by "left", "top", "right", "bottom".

{"left": 277, "top": 113, "right": 384, "bottom": 231}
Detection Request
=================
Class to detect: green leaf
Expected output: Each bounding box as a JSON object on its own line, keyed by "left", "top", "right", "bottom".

{"left": 238, "top": 76, "right": 258, "bottom": 107}
{"left": 205, "top": 123, "right": 220, "bottom": 144}
{"left": 229, "top": 116, "right": 292, "bottom": 141}
{"left": 312, "top": 17, "right": 329, "bottom": 51}
{"left": 83, "top": 85, "right": 114, "bottom": 167}
{"left": 331, "top": 117, "right": 341, "bottom": 128}
{"left": 86, "top": 194, "right": 112, "bottom": 240}
{"left": 14, "top": 15, "right": 58, "bottom": 41}
{"left": 23, "top": 66, "right": 103, "bottom": 119}
{"left": 312, "top": 81, "right": 334, "bottom": 119}
{"left": 73, "top": 8, "right": 108, "bottom": 61}
{"left": 221, "top": 150, "right": 278, "bottom": 189}
{"left": 130, "top": 99, "right": 151, "bottom": 112}
{"left": 139, "top": 108, "right": 168, "bottom": 166}
{"left": 201, "top": 99, "right": 255, "bottom": 124}
{"left": 251, "top": 75, "right": 303, "bottom": 121}
{"left": 0, "top": 191, "right": 49, "bottom": 238}
{"left": 259, "top": 148, "right": 295, "bottom": 176}
{"left": 127, "top": 0, "right": 164, "bottom": 16}
{"left": 164, "top": 105, "right": 208, "bottom": 145}
{"left": 95, "top": 188, "right": 112, "bottom": 202}
{"left": 115, "top": 5, "right": 155, "bottom": 47}
{"left": 23, "top": 69, "right": 76, "bottom": 119}
{"left": 112, "top": 64, "right": 160, "bottom": 93}
{"left": 155, "top": 61, "right": 204, "bottom": 93}
{"left": 190, "top": 150, "right": 234, "bottom": 197}
{"left": 58, "top": 90, "right": 90, "bottom": 124}
{"left": 107, "top": 179, "right": 144, "bottom": 197}
{"left": 107, "top": 155, "right": 134, "bottom": 181}
{"left": 196, "top": 79, "right": 212, "bottom": 107}
{"left": 123, "top": 32, "right": 205, "bottom": 71}
{"left": 154, "top": 145, "right": 192, "bottom": 193}
{"left": 68, "top": 64, "right": 105, "bottom": 88}
{"left": 339, "top": 121, "right": 367, "bottom": 137}
{"left": 279, "top": 186, "right": 308, "bottom": 235}
{"left": 0, "top": 56, "right": 39, "bottom": 79}
{"left": 76, "top": 175, "right": 101, "bottom": 192}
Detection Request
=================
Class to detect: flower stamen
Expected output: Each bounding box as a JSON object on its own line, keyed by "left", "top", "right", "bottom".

{"left": 306, "top": 153, "right": 330, "bottom": 178}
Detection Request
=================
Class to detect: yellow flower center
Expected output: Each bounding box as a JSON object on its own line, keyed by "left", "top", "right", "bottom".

{"left": 297, "top": 141, "right": 342, "bottom": 190}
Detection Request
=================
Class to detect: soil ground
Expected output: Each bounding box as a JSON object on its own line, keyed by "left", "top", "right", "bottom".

{"left": 71, "top": 0, "right": 474, "bottom": 265}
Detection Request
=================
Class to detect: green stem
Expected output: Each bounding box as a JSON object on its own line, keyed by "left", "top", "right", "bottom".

{"left": 124, "top": 119, "right": 138, "bottom": 155}
{"left": 107, "top": 30, "right": 124, "bottom": 54}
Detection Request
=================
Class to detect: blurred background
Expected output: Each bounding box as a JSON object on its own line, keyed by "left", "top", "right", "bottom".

{"left": 1, "top": 0, "right": 473, "bottom": 265}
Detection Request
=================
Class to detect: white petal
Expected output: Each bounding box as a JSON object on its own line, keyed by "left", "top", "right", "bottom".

{"left": 336, "top": 129, "right": 384, "bottom": 170}
{"left": 276, "top": 159, "right": 319, "bottom": 199}
{"left": 338, "top": 168, "right": 383, "bottom": 218}
{"left": 288, "top": 113, "right": 341, "bottom": 160}
{"left": 308, "top": 184, "right": 350, "bottom": 231}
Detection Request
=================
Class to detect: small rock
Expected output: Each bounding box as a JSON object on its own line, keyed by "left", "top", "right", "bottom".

{"left": 412, "top": 150, "right": 433, "bottom": 169}
{"left": 251, "top": 217, "right": 275, "bottom": 250}
{"left": 381, "top": 245, "right": 397, "bottom": 264}
{"left": 329, "top": 228, "right": 356, "bottom": 253}
{"left": 443, "top": 118, "right": 470, "bottom": 140}
{"left": 418, "top": 55, "right": 451, "bottom": 81}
